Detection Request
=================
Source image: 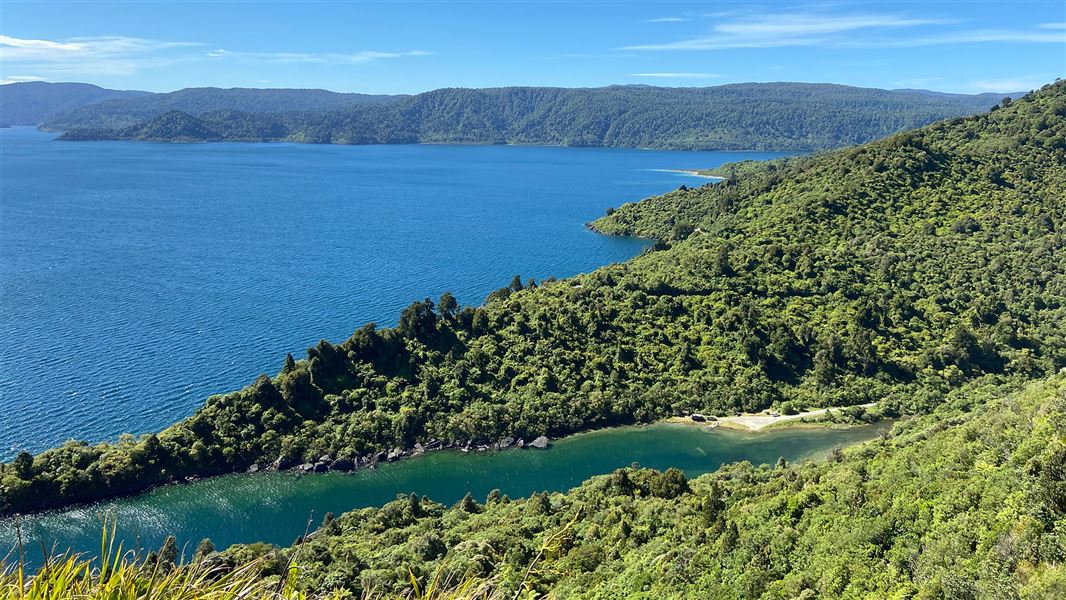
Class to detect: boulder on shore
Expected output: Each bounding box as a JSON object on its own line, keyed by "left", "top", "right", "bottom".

{"left": 271, "top": 454, "right": 296, "bottom": 471}
{"left": 690, "top": 413, "right": 707, "bottom": 422}
{"left": 331, "top": 458, "right": 354, "bottom": 471}
{"left": 530, "top": 436, "right": 550, "bottom": 449}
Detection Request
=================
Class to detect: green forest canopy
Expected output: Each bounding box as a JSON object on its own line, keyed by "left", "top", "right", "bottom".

{"left": 0, "top": 81, "right": 150, "bottom": 126}
{"left": 2, "top": 82, "right": 1064, "bottom": 519}
{"left": 214, "top": 373, "right": 1066, "bottom": 598}
{"left": 47, "top": 82, "right": 1015, "bottom": 151}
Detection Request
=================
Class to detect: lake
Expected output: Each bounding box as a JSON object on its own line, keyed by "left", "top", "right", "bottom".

{"left": 0, "top": 421, "right": 890, "bottom": 563}
{"left": 0, "top": 127, "right": 788, "bottom": 457}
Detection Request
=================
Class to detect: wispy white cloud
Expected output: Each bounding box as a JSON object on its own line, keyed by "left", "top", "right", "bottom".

{"left": 547, "top": 52, "right": 634, "bottom": 60}
{"left": 623, "top": 13, "right": 946, "bottom": 51}
{"left": 849, "top": 29, "right": 1066, "bottom": 48}
{"left": 205, "top": 48, "right": 431, "bottom": 64}
{"left": 701, "top": 10, "right": 748, "bottom": 19}
{"left": 1, "top": 34, "right": 432, "bottom": 78}
{"left": 0, "top": 35, "right": 200, "bottom": 60}
{"left": 0, "top": 35, "right": 84, "bottom": 52}
{"left": 622, "top": 10, "right": 1064, "bottom": 51}
{"left": 646, "top": 17, "right": 689, "bottom": 23}
{"left": 716, "top": 15, "right": 951, "bottom": 37}
{"left": 0, "top": 75, "right": 48, "bottom": 85}
{"left": 629, "top": 72, "right": 721, "bottom": 78}
{"left": 1039, "top": 22, "right": 1066, "bottom": 30}
{"left": 0, "top": 35, "right": 203, "bottom": 76}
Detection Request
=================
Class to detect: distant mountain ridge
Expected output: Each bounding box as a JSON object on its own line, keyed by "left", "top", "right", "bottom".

{"left": 41, "top": 86, "right": 403, "bottom": 130}
{"left": 6, "top": 80, "right": 1028, "bottom": 151}
{"left": 0, "top": 82, "right": 151, "bottom": 126}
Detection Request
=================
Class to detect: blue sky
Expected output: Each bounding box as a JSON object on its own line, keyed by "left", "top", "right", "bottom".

{"left": 2, "top": 1, "right": 1064, "bottom": 94}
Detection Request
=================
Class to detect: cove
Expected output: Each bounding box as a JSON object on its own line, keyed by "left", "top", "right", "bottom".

{"left": 1, "top": 421, "right": 889, "bottom": 563}
{"left": 0, "top": 127, "right": 789, "bottom": 457}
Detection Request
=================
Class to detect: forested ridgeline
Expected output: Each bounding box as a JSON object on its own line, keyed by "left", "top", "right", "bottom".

{"left": 12, "top": 84, "right": 401, "bottom": 130}
{"left": 0, "top": 81, "right": 151, "bottom": 126}
{"left": 49, "top": 83, "right": 1010, "bottom": 151}
{"left": 2, "top": 82, "right": 1063, "bottom": 516}
{"left": 210, "top": 374, "right": 1066, "bottom": 598}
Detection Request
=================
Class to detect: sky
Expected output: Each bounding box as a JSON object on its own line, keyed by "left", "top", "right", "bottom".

{"left": 1, "top": 1, "right": 1064, "bottom": 95}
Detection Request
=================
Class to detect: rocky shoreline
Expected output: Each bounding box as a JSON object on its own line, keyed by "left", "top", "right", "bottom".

{"left": 243, "top": 435, "right": 552, "bottom": 476}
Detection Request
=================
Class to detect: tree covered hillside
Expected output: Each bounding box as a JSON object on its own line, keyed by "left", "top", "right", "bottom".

{"left": 41, "top": 86, "right": 402, "bottom": 130}
{"left": 217, "top": 374, "right": 1066, "bottom": 598}
{"left": 53, "top": 83, "right": 1012, "bottom": 151}
{"left": 2, "top": 82, "right": 1063, "bottom": 516}
{"left": 0, "top": 81, "right": 150, "bottom": 126}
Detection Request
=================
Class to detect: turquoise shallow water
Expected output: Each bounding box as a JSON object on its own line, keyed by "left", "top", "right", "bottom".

{"left": 0, "top": 421, "right": 890, "bottom": 563}
{"left": 0, "top": 127, "right": 787, "bottom": 456}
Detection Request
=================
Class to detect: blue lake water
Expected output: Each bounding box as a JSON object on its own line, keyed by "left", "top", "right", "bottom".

{"left": 1, "top": 421, "right": 890, "bottom": 566}
{"left": 0, "top": 127, "right": 787, "bottom": 456}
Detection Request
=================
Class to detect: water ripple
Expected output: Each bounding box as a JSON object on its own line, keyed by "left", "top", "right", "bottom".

{"left": 0, "top": 129, "right": 787, "bottom": 457}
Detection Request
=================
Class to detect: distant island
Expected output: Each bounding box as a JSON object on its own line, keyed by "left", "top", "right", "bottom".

{"left": 0, "top": 81, "right": 1019, "bottom": 151}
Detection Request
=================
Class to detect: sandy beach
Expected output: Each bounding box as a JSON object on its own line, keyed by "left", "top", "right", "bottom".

{"left": 668, "top": 402, "right": 878, "bottom": 432}
{"left": 661, "top": 168, "right": 726, "bottom": 180}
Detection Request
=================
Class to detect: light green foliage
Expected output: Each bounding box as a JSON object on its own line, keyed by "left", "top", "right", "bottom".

{"left": 219, "top": 375, "right": 1066, "bottom": 598}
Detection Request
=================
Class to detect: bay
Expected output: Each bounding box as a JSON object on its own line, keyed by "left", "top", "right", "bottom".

{"left": 0, "top": 421, "right": 890, "bottom": 563}
{"left": 0, "top": 127, "right": 787, "bottom": 456}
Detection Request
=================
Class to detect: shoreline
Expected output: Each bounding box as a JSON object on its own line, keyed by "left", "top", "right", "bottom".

{"left": 2, "top": 410, "right": 882, "bottom": 520}
{"left": 664, "top": 402, "right": 879, "bottom": 432}
{"left": 660, "top": 168, "right": 725, "bottom": 180}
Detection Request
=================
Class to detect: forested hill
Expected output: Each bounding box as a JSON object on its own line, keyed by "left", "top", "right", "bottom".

{"left": 52, "top": 82, "right": 1014, "bottom": 151}
{"left": 2, "top": 82, "right": 1063, "bottom": 516}
{"left": 0, "top": 81, "right": 150, "bottom": 126}
{"left": 41, "top": 86, "right": 402, "bottom": 131}
{"left": 219, "top": 374, "right": 1066, "bottom": 597}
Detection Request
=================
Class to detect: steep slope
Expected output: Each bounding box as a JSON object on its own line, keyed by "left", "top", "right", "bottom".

{"left": 53, "top": 83, "right": 1014, "bottom": 151}
{"left": 218, "top": 374, "right": 1066, "bottom": 598}
{"left": 2, "top": 82, "right": 1063, "bottom": 516}
{"left": 0, "top": 81, "right": 150, "bottom": 125}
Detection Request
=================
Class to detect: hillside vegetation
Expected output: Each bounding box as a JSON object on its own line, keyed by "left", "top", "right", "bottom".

{"left": 42, "top": 86, "right": 401, "bottom": 130}
{"left": 215, "top": 374, "right": 1066, "bottom": 598}
{"left": 51, "top": 83, "right": 1011, "bottom": 151}
{"left": 2, "top": 82, "right": 1063, "bottom": 516}
{"left": 0, "top": 81, "right": 149, "bottom": 126}
{"left": 9, "top": 375, "right": 1061, "bottom": 598}
{"left": 0, "top": 525, "right": 498, "bottom": 600}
